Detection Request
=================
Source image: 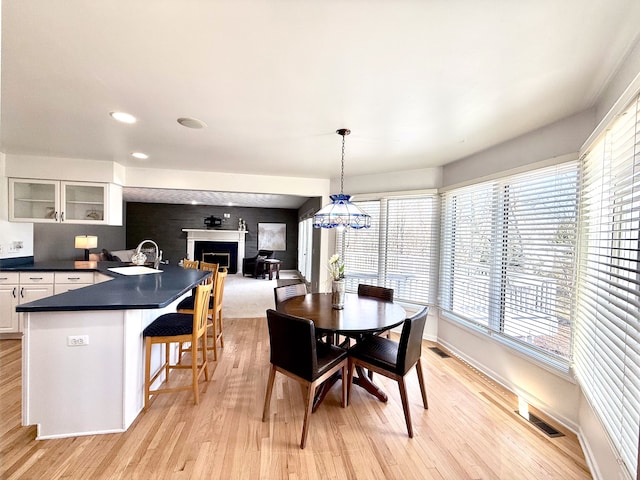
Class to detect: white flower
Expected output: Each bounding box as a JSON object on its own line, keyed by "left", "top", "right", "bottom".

{"left": 328, "top": 254, "right": 345, "bottom": 280}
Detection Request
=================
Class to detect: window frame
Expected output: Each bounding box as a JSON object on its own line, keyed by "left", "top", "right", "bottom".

{"left": 439, "top": 162, "right": 580, "bottom": 372}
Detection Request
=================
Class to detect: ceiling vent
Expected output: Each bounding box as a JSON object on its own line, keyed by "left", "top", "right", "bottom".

{"left": 177, "top": 117, "right": 207, "bottom": 129}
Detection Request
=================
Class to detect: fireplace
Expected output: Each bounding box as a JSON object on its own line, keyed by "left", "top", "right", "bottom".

{"left": 183, "top": 229, "right": 248, "bottom": 274}
{"left": 194, "top": 241, "right": 238, "bottom": 273}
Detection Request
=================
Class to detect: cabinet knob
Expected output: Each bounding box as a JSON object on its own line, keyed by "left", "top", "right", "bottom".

{"left": 61, "top": 212, "right": 65, "bottom": 222}
{"left": 20, "top": 287, "right": 24, "bottom": 298}
{"left": 12, "top": 287, "right": 17, "bottom": 298}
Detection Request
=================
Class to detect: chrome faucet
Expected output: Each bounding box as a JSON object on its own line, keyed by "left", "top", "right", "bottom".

{"left": 132, "top": 239, "right": 163, "bottom": 269}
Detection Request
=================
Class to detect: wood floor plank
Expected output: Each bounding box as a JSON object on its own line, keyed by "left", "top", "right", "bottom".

{"left": 0, "top": 319, "right": 591, "bottom": 479}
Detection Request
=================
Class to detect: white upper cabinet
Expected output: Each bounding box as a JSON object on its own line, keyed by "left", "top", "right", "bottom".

{"left": 9, "top": 178, "right": 122, "bottom": 225}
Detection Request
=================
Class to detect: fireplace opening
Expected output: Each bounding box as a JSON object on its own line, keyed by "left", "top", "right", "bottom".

{"left": 194, "top": 241, "right": 238, "bottom": 274}
{"left": 203, "top": 252, "right": 230, "bottom": 269}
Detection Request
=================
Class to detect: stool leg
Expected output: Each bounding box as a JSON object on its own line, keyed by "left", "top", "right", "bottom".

{"left": 144, "top": 337, "right": 152, "bottom": 411}
{"left": 165, "top": 342, "right": 171, "bottom": 381}
{"left": 218, "top": 311, "right": 224, "bottom": 347}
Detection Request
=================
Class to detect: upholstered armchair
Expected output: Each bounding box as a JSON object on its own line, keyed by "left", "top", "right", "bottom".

{"left": 242, "top": 250, "right": 274, "bottom": 277}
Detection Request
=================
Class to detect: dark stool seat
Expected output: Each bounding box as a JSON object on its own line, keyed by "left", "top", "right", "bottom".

{"left": 176, "top": 295, "right": 214, "bottom": 311}
{"left": 144, "top": 312, "right": 192, "bottom": 337}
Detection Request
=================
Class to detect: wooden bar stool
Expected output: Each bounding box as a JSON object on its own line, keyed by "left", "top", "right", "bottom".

{"left": 177, "top": 262, "right": 218, "bottom": 360}
{"left": 209, "top": 268, "right": 227, "bottom": 360}
{"left": 143, "top": 282, "right": 213, "bottom": 410}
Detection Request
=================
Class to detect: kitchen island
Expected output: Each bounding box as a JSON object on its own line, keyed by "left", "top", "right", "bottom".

{"left": 11, "top": 262, "right": 210, "bottom": 439}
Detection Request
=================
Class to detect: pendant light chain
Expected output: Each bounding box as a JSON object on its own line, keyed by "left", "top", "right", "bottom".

{"left": 340, "top": 133, "right": 345, "bottom": 195}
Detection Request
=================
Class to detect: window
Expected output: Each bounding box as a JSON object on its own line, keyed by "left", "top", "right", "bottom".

{"left": 573, "top": 96, "right": 640, "bottom": 478}
{"left": 298, "top": 218, "right": 313, "bottom": 282}
{"left": 439, "top": 162, "right": 579, "bottom": 369}
{"left": 337, "top": 195, "right": 439, "bottom": 305}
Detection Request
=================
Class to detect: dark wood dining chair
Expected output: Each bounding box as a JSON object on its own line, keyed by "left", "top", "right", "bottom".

{"left": 357, "top": 284, "right": 394, "bottom": 302}
{"left": 355, "top": 283, "right": 395, "bottom": 352}
{"left": 143, "top": 282, "right": 212, "bottom": 410}
{"left": 273, "top": 282, "right": 308, "bottom": 308}
{"left": 262, "top": 309, "right": 348, "bottom": 449}
{"left": 346, "top": 306, "right": 429, "bottom": 438}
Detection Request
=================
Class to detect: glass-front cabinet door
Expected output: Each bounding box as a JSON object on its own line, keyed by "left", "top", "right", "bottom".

{"left": 9, "top": 179, "right": 59, "bottom": 222}
{"left": 9, "top": 179, "right": 115, "bottom": 224}
{"left": 62, "top": 182, "right": 106, "bottom": 223}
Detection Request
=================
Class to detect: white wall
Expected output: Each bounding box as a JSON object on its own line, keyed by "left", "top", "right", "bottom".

{"left": 339, "top": 166, "right": 442, "bottom": 194}
{"left": 0, "top": 153, "right": 34, "bottom": 260}
{"left": 4, "top": 154, "right": 123, "bottom": 184}
{"left": 124, "top": 165, "right": 329, "bottom": 198}
{"left": 441, "top": 108, "right": 595, "bottom": 189}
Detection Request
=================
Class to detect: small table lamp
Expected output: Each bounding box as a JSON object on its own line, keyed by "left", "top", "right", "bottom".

{"left": 75, "top": 235, "right": 98, "bottom": 261}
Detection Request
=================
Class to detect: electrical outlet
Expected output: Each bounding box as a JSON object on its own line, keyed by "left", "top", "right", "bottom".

{"left": 0, "top": 245, "right": 4, "bottom": 254}
{"left": 67, "top": 335, "right": 89, "bottom": 347}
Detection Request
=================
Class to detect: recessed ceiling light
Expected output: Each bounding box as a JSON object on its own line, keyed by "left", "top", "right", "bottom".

{"left": 177, "top": 117, "right": 207, "bottom": 129}
{"left": 131, "top": 152, "right": 148, "bottom": 159}
{"left": 110, "top": 111, "right": 137, "bottom": 124}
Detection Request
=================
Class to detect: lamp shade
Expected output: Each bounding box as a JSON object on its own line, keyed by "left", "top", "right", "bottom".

{"left": 312, "top": 194, "right": 371, "bottom": 229}
{"left": 74, "top": 235, "right": 98, "bottom": 249}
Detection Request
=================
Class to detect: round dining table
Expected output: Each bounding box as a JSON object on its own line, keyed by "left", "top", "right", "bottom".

{"left": 278, "top": 292, "right": 407, "bottom": 410}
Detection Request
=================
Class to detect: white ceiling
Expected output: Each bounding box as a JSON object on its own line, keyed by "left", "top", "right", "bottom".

{"left": 2, "top": 1, "right": 640, "bottom": 207}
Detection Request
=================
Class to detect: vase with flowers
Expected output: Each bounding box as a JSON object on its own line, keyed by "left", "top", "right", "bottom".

{"left": 328, "top": 254, "right": 346, "bottom": 309}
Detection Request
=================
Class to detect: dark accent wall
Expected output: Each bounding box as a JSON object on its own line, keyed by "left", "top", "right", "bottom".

{"left": 34, "top": 224, "right": 126, "bottom": 261}
{"left": 125, "top": 203, "right": 299, "bottom": 269}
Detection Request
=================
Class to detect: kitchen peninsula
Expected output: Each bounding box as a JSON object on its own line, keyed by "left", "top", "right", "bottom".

{"left": 9, "top": 262, "right": 210, "bottom": 439}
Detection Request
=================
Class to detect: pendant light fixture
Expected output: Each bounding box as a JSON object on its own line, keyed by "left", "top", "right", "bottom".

{"left": 313, "top": 128, "right": 371, "bottom": 230}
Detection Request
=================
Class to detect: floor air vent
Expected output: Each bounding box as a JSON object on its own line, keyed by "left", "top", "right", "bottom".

{"left": 516, "top": 411, "right": 565, "bottom": 438}
{"left": 428, "top": 347, "right": 451, "bottom": 358}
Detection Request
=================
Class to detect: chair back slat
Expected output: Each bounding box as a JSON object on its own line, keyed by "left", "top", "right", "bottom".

{"left": 397, "top": 306, "right": 429, "bottom": 374}
{"left": 274, "top": 283, "right": 308, "bottom": 308}
{"left": 214, "top": 269, "right": 227, "bottom": 310}
{"left": 266, "top": 309, "right": 317, "bottom": 381}
{"left": 193, "top": 283, "right": 213, "bottom": 340}
{"left": 182, "top": 259, "right": 199, "bottom": 269}
{"left": 357, "top": 284, "right": 394, "bottom": 302}
{"left": 199, "top": 262, "right": 219, "bottom": 287}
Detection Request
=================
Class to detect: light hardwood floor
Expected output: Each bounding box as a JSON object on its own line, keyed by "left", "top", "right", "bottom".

{"left": 0, "top": 318, "right": 591, "bottom": 479}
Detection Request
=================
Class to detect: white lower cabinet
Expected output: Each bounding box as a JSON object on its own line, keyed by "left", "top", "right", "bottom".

{"left": 0, "top": 273, "right": 20, "bottom": 333}
{"left": 17, "top": 273, "right": 55, "bottom": 333}
{"left": 54, "top": 272, "right": 94, "bottom": 294}
{"left": 0, "top": 271, "right": 105, "bottom": 334}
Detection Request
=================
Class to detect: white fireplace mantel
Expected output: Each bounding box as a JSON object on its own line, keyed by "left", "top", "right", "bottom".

{"left": 183, "top": 229, "right": 248, "bottom": 273}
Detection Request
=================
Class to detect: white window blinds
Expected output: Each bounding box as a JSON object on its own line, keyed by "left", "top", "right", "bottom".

{"left": 337, "top": 195, "right": 438, "bottom": 305}
{"left": 574, "top": 95, "right": 640, "bottom": 478}
{"left": 440, "top": 162, "right": 579, "bottom": 368}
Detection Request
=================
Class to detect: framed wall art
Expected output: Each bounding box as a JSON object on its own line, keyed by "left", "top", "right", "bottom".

{"left": 258, "top": 223, "right": 286, "bottom": 251}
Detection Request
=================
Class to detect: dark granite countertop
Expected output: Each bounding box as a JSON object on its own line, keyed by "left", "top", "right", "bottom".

{"left": 7, "top": 262, "right": 210, "bottom": 312}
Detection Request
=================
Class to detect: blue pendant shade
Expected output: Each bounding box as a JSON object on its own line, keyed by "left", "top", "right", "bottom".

{"left": 313, "top": 194, "right": 371, "bottom": 229}
{"left": 313, "top": 128, "right": 371, "bottom": 230}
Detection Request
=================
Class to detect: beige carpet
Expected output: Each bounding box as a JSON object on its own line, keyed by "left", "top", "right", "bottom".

{"left": 223, "top": 270, "right": 300, "bottom": 318}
